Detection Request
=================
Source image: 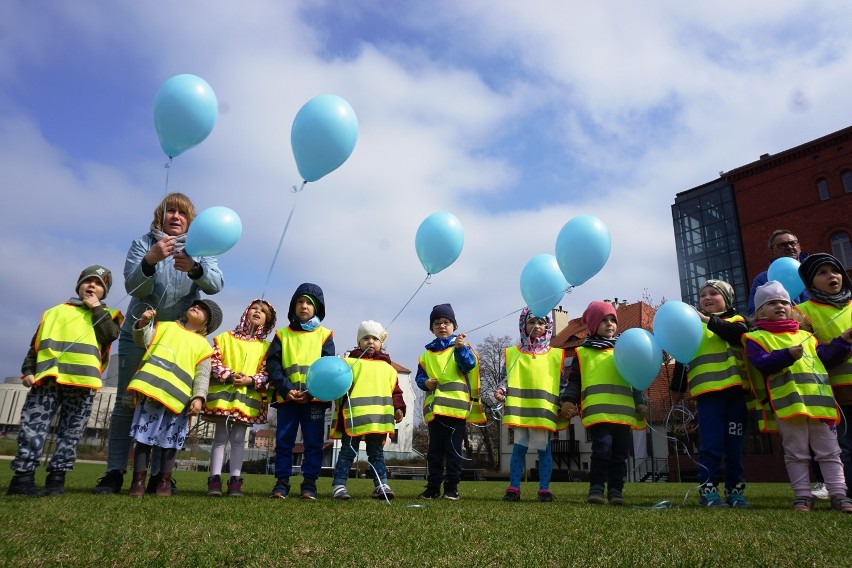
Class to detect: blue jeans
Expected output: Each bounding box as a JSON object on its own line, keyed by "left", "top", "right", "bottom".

{"left": 274, "top": 402, "right": 327, "bottom": 481}
{"left": 695, "top": 387, "right": 746, "bottom": 491}
{"left": 508, "top": 442, "right": 553, "bottom": 491}
{"left": 588, "top": 423, "right": 631, "bottom": 493}
{"left": 332, "top": 432, "right": 387, "bottom": 487}
{"left": 426, "top": 415, "right": 465, "bottom": 490}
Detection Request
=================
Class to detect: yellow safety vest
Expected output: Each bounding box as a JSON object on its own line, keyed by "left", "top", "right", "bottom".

{"left": 331, "top": 358, "right": 397, "bottom": 438}
{"left": 34, "top": 303, "right": 122, "bottom": 389}
{"left": 271, "top": 326, "right": 332, "bottom": 404}
{"left": 420, "top": 346, "right": 485, "bottom": 424}
{"left": 797, "top": 300, "right": 852, "bottom": 387}
{"left": 742, "top": 329, "right": 838, "bottom": 422}
{"left": 127, "top": 321, "right": 213, "bottom": 414}
{"left": 501, "top": 346, "right": 568, "bottom": 431}
{"left": 686, "top": 315, "right": 749, "bottom": 397}
{"left": 745, "top": 390, "right": 777, "bottom": 433}
{"left": 577, "top": 346, "right": 646, "bottom": 430}
{"left": 205, "top": 332, "right": 270, "bottom": 420}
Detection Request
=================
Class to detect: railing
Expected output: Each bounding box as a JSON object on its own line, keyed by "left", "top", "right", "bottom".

{"left": 629, "top": 457, "right": 669, "bottom": 482}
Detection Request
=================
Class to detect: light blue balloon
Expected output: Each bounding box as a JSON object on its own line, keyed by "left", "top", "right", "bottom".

{"left": 520, "top": 254, "right": 568, "bottom": 318}
{"left": 555, "top": 215, "right": 612, "bottom": 286}
{"left": 613, "top": 328, "right": 663, "bottom": 390}
{"left": 415, "top": 212, "right": 464, "bottom": 274}
{"left": 185, "top": 206, "right": 242, "bottom": 257}
{"left": 767, "top": 257, "right": 805, "bottom": 299}
{"left": 153, "top": 74, "right": 218, "bottom": 158}
{"left": 291, "top": 94, "right": 358, "bottom": 182}
{"left": 306, "top": 356, "right": 353, "bottom": 401}
{"left": 652, "top": 301, "right": 703, "bottom": 362}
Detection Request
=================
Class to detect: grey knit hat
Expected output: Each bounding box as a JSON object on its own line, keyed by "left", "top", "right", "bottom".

{"left": 76, "top": 265, "right": 113, "bottom": 298}
{"left": 754, "top": 280, "right": 790, "bottom": 314}
{"left": 192, "top": 299, "right": 223, "bottom": 335}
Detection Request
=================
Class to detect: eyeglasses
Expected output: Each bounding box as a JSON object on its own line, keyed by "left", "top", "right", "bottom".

{"left": 772, "top": 239, "right": 799, "bottom": 249}
{"left": 433, "top": 320, "right": 453, "bottom": 327}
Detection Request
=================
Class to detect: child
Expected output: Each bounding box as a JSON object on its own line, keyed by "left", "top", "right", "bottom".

{"left": 494, "top": 308, "right": 568, "bottom": 502}
{"left": 743, "top": 281, "right": 852, "bottom": 513}
{"left": 560, "top": 301, "right": 647, "bottom": 505}
{"left": 415, "top": 303, "right": 485, "bottom": 500}
{"left": 796, "top": 254, "right": 852, "bottom": 499}
{"left": 126, "top": 298, "right": 222, "bottom": 497}
{"left": 266, "top": 283, "right": 335, "bottom": 500}
{"left": 203, "top": 299, "right": 277, "bottom": 497}
{"left": 7, "top": 266, "right": 122, "bottom": 496}
{"left": 669, "top": 279, "right": 752, "bottom": 507}
{"left": 330, "top": 320, "right": 406, "bottom": 500}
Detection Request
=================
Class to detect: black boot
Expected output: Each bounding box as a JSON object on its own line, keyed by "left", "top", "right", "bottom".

{"left": 44, "top": 471, "right": 66, "bottom": 496}
{"left": 147, "top": 473, "right": 179, "bottom": 495}
{"left": 92, "top": 470, "right": 124, "bottom": 495}
{"left": 7, "top": 473, "right": 43, "bottom": 497}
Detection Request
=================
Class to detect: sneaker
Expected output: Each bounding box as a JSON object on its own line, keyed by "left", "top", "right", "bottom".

{"left": 207, "top": 475, "right": 223, "bottom": 497}
{"left": 503, "top": 486, "right": 520, "bottom": 502}
{"left": 270, "top": 479, "right": 290, "bottom": 499}
{"left": 587, "top": 492, "right": 605, "bottom": 505}
{"left": 7, "top": 473, "right": 43, "bottom": 497}
{"left": 812, "top": 482, "right": 829, "bottom": 500}
{"left": 726, "top": 483, "right": 751, "bottom": 509}
{"left": 92, "top": 470, "right": 123, "bottom": 495}
{"left": 608, "top": 491, "right": 625, "bottom": 506}
{"left": 418, "top": 487, "right": 441, "bottom": 500}
{"left": 538, "top": 489, "right": 554, "bottom": 503}
{"left": 699, "top": 482, "right": 728, "bottom": 508}
{"left": 226, "top": 476, "right": 243, "bottom": 497}
{"left": 147, "top": 474, "right": 179, "bottom": 495}
{"left": 44, "top": 471, "right": 66, "bottom": 496}
{"left": 792, "top": 496, "right": 813, "bottom": 511}
{"left": 372, "top": 484, "right": 395, "bottom": 500}
{"left": 332, "top": 485, "right": 351, "bottom": 500}
{"left": 443, "top": 487, "right": 460, "bottom": 501}
{"left": 300, "top": 483, "right": 317, "bottom": 501}
{"left": 830, "top": 495, "right": 852, "bottom": 514}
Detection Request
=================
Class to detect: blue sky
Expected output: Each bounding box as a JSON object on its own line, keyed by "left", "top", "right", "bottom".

{"left": 2, "top": 1, "right": 852, "bottom": 376}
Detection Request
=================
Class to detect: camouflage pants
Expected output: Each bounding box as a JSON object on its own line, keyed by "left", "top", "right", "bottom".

{"left": 10, "top": 380, "right": 94, "bottom": 474}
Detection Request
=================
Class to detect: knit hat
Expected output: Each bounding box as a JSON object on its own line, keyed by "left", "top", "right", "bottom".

{"left": 753, "top": 280, "right": 790, "bottom": 313}
{"left": 429, "top": 303, "right": 457, "bottom": 329}
{"left": 76, "top": 265, "right": 113, "bottom": 298}
{"left": 700, "top": 279, "right": 734, "bottom": 310}
{"left": 798, "top": 253, "right": 852, "bottom": 291}
{"left": 582, "top": 301, "right": 617, "bottom": 335}
{"left": 357, "top": 320, "right": 387, "bottom": 344}
{"left": 192, "top": 299, "right": 223, "bottom": 335}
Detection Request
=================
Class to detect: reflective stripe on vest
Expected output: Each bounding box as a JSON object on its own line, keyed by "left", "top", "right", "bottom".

{"left": 271, "top": 326, "right": 332, "bottom": 404}
{"left": 501, "top": 346, "right": 567, "bottom": 431}
{"left": 205, "top": 333, "right": 270, "bottom": 419}
{"left": 127, "top": 321, "right": 213, "bottom": 414}
{"left": 687, "top": 315, "right": 748, "bottom": 396}
{"left": 420, "top": 346, "right": 485, "bottom": 424}
{"left": 743, "top": 329, "right": 838, "bottom": 422}
{"left": 797, "top": 300, "right": 852, "bottom": 387}
{"left": 331, "top": 358, "right": 397, "bottom": 438}
{"left": 745, "top": 392, "right": 777, "bottom": 433}
{"left": 34, "top": 304, "right": 120, "bottom": 389}
{"left": 577, "top": 346, "right": 645, "bottom": 429}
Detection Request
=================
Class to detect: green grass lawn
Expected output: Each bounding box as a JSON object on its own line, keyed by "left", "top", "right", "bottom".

{"left": 0, "top": 462, "right": 849, "bottom": 567}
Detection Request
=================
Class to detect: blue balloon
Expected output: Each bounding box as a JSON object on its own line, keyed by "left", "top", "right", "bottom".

{"left": 415, "top": 212, "right": 464, "bottom": 274}
{"left": 520, "top": 254, "right": 568, "bottom": 318}
{"left": 306, "top": 356, "right": 354, "bottom": 401}
{"left": 613, "top": 328, "right": 663, "bottom": 390}
{"left": 291, "top": 94, "right": 358, "bottom": 182}
{"left": 652, "top": 301, "right": 703, "bottom": 362}
{"left": 153, "top": 74, "right": 218, "bottom": 158}
{"left": 555, "top": 215, "right": 611, "bottom": 286}
{"left": 185, "top": 206, "right": 242, "bottom": 257}
{"left": 767, "top": 257, "right": 805, "bottom": 299}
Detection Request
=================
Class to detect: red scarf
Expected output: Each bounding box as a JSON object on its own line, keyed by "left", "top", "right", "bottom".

{"left": 347, "top": 348, "right": 392, "bottom": 364}
{"left": 753, "top": 319, "right": 799, "bottom": 333}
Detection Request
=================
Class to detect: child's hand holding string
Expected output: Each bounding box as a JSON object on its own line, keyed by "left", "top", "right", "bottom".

{"left": 561, "top": 401, "right": 578, "bottom": 419}
{"left": 188, "top": 397, "right": 203, "bottom": 415}
{"left": 424, "top": 378, "right": 438, "bottom": 391}
{"left": 136, "top": 309, "right": 157, "bottom": 328}
{"left": 788, "top": 345, "right": 804, "bottom": 360}
{"left": 454, "top": 333, "right": 467, "bottom": 349}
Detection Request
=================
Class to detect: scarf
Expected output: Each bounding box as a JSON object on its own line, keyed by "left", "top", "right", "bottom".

{"left": 807, "top": 287, "right": 852, "bottom": 309}
{"left": 347, "top": 347, "right": 392, "bottom": 365}
{"left": 582, "top": 333, "right": 619, "bottom": 350}
{"left": 753, "top": 319, "right": 799, "bottom": 334}
{"left": 300, "top": 316, "right": 320, "bottom": 331}
{"left": 231, "top": 299, "right": 277, "bottom": 341}
{"left": 517, "top": 307, "right": 552, "bottom": 354}
{"left": 150, "top": 226, "right": 187, "bottom": 253}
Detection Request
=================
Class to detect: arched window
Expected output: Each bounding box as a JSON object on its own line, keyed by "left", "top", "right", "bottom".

{"left": 831, "top": 232, "right": 852, "bottom": 268}
{"left": 843, "top": 169, "right": 852, "bottom": 194}
{"left": 817, "top": 178, "right": 830, "bottom": 200}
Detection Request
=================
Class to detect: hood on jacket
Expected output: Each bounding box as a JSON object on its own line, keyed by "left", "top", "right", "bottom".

{"left": 288, "top": 282, "right": 326, "bottom": 322}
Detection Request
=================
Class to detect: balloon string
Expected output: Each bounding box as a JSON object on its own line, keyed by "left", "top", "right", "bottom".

{"left": 260, "top": 185, "right": 305, "bottom": 300}
{"left": 794, "top": 304, "right": 851, "bottom": 346}
{"left": 383, "top": 274, "right": 431, "bottom": 334}
{"left": 163, "top": 158, "right": 172, "bottom": 200}
{"left": 463, "top": 285, "right": 574, "bottom": 337}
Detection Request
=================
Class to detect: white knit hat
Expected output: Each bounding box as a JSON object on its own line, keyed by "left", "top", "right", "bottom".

{"left": 754, "top": 280, "right": 791, "bottom": 313}
{"left": 357, "top": 320, "right": 387, "bottom": 344}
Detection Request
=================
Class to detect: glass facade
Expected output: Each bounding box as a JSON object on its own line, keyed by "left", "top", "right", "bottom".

{"left": 671, "top": 179, "right": 748, "bottom": 312}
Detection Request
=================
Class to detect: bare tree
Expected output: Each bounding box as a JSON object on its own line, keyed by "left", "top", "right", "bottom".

{"left": 470, "top": 334, "right": 513, "bottom": 469}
